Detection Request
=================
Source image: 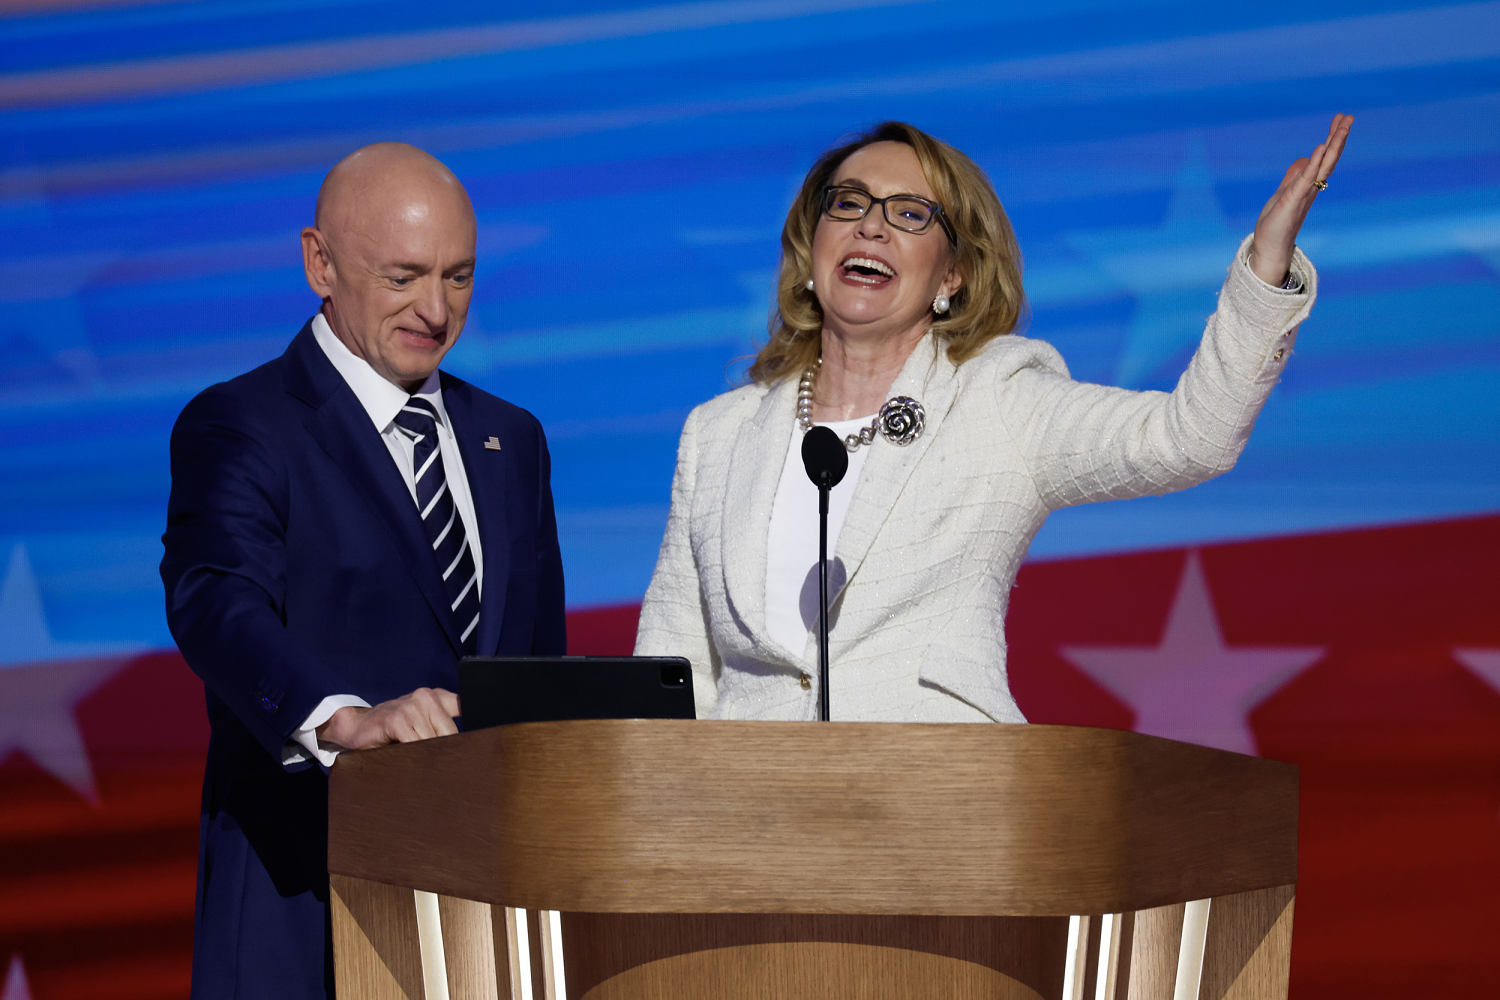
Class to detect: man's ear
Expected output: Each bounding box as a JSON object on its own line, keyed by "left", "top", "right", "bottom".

{"left": 301, "top": 227, "right": 334, "bottom": 298}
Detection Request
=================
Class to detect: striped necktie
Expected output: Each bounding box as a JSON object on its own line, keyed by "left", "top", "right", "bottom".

{"left": 392, "top": 396, "right": 479, "bottom": 654}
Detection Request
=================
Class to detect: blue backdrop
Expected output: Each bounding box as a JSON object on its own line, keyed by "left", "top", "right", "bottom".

{"left": 3, "top": 0, "right": 1497, "bottom": 655}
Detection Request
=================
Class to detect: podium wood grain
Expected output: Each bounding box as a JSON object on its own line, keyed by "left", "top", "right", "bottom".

{"left": 329, "top": 720, "right": 1295, "bottom": 914}
{"left": 327, "top": 720, "right": 1298, "bottom": 999}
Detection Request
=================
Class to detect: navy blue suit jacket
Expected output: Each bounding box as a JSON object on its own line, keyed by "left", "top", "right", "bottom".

{"left": 161, "top": 322, "right": 566, "bottom": 999}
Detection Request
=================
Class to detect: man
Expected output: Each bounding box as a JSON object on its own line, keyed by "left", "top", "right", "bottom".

{"left": 161, "top": 143, "right": 566, "bottom": 998}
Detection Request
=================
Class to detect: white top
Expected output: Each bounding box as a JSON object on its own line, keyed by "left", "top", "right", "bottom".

{"left": 764, "top": 417, "right": 872, "bottom": 658}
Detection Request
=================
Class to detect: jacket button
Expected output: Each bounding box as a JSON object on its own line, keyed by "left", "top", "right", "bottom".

{"left": 1273, "top": 348, "right": 1286, "bottom": 361}
{"left": 799, "top": 674, "right": 811, "bottom": 690}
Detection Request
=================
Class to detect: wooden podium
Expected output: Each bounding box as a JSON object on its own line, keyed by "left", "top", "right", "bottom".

{"left": 328, "top": 721, "right": 1297, "bottom": 999}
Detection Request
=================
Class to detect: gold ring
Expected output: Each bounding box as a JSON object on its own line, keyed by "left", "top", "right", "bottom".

{"left": 1313, "top": 178, "right": 1329, "bottom": 192}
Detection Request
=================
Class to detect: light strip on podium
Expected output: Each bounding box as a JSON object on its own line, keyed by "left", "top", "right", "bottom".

{"left": 413, "top": 889, "right": 451, "bottom": 1000}
{"left": 538, "top": 909, "right": 567, "bottom": 999}
{"left": 1172, "top": 898, "right": 1211, "bottom": 1000}
{"left": 1061, "top": 913, "right": 1089, "bottom": 1000}
{"left": 510, "top": 906, "right": 533, "bottom": 1000}
{"left": 1094, "top": 912, "right": 1122, "bottom": 999}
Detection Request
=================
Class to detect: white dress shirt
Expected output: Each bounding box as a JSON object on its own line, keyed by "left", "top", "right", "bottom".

{"left": 284, "top": 313, "right": 484, "bottom": 767}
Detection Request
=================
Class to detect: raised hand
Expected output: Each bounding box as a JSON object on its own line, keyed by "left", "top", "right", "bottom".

{"left": 1250, "top": 113, "right": 1353, "bottom": 286}
{"left": 316, "top": 686, "right": 461, "bottom": 751}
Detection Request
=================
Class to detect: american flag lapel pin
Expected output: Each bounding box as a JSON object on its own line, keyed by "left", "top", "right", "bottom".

{"left": 483, "top": 436, "right": 502, "bottom": 451}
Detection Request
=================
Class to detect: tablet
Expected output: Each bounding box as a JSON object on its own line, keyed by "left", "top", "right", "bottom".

{"left": 457, "top": 655, "right": 695, "bottom": 730}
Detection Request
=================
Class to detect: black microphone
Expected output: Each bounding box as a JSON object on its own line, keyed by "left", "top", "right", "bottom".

{"left": 800, "top": 426, "right": 846, "bottom": 722}
{"left": 801, "top": 425, "right": 848, "bottom": 489}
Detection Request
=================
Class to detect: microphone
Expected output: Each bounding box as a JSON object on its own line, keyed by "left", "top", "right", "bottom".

{"left": 800, "top": 426, "right": 846, "bottom": 722}
{"left": 801, "top": 425, "right": 848, "bottom": 490}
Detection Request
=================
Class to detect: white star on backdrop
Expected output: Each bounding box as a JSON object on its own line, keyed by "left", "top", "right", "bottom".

{"left": 0, "top": 156, "right": 109, "bottom": 395}
{"left": 1453, "top": 648, "right": 1500, "bottom": 694}
{"left": 1060, "top": 551, "right": 1325, "bottom": 755}
{"left": 0, "top": 544, "right": 141, "bottom": 803}
{"left": 2, "top": 955, "right": 30, "bottom": 1000}
{"left": 1452, "top": 206, "right": 1500, "bottom": 281}
{"left": 1063, "top": 138, "right": 1243, "bottom": 389}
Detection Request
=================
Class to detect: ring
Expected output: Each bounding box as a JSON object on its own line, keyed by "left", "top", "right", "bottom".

{"left": 1313, "top": 178, "right": 1329, "bottom": 192}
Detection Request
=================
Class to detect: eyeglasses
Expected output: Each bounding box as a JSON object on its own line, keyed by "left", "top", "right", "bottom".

{"left": 821, "top": 185, "right": 956, "bottom": 246}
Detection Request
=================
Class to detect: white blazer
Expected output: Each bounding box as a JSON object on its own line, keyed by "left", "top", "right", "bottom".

{"left": 636, "top": 238, "right": 1316, "bottom": 723}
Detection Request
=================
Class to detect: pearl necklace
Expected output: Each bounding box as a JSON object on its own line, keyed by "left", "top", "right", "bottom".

{"left": 796, "top": 360, "right": 926, "bottom": 451}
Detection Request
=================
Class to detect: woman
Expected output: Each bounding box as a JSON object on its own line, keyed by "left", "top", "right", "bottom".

{"left": 636, "top": 116, "right": 1353, "bottom": 723}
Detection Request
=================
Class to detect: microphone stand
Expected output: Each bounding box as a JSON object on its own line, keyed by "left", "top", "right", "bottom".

{"left": 815, "top": 478, "right": 832, "bottom": 723}
{"left": 800, "top": 427, "right": 847, "bottom": 723}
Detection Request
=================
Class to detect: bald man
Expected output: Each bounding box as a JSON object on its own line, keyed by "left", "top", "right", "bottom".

{"left": 161, "top": 144, "right": 566, "bottom": 999}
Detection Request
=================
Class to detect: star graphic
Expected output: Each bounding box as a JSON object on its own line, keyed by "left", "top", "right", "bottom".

{"left": 0, "top": 156, "right": 109, "bottom": 396}
{"left": 1059, "top": 551, "right": 1325, "bottom": 755}
{"left": 1063, "top": 138, "right": 1244, "bottom": 389}
{"left": 1453, "top": 648, "right": 1500, "bottom": 694}
{"left": 2, "top": 955, "right": 30, "bottom": 1000}
{"left": 0, "top": 544, "right": 140, "bottom": 802}
{"left": 1451, "top": 206, "right": 1500, "bottom": 281}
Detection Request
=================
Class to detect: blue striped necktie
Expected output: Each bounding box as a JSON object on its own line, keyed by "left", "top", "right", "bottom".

{"left": 392, "top": 396, "right": 479, "bottom": 654}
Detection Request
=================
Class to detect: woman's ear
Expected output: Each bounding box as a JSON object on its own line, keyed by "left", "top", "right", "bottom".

{"left": 941, "top": 264, "right": 963, "bottom": 300}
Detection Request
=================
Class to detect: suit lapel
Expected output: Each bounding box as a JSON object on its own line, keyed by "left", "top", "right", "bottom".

{"left": 283, "top": 326, "right": 464, "bottom": 655}
{"left": 719, "top": 377, "right": 798, "bottom": 648}
{"left": 833, "top": 337, "right": 961, "bottom": 595}
{"left": 441, "top": 377, "right": 510, "bottom": 657}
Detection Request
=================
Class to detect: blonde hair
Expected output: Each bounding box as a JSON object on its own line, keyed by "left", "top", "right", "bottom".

{"left": 748, "top": 122, "right": 1026, "bottom": 385}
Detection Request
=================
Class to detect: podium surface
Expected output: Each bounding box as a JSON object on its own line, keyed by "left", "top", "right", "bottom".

{"left": 329, "top": 720, "right": 1297, "bottom": 999}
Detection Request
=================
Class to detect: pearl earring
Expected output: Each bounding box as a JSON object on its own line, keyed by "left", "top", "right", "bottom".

{"left": 806, "top": 278, "right": 815, "bottom": 291}
{"left": 933, "top": 293, "right": 951, "bottom": 315}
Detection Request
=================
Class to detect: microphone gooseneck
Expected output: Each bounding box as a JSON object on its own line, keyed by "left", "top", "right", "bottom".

{"left": 800, "top": 426, "right": 846, "bottom": 722}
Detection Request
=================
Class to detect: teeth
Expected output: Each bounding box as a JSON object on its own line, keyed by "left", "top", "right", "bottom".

{"left": 843, "top": 256, "right": 894, "bottom": 277}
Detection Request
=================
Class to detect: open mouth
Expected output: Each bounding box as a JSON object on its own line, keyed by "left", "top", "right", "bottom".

{"left": 840, "top": 255, "right": 895, "bottom": 286}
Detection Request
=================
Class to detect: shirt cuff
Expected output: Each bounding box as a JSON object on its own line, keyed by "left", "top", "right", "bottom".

{"left": 282, "top": 694, "right": 372, "bottom": 769}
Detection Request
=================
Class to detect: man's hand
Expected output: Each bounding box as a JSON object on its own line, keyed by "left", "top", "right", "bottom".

{"left": 316, "top": 686, "right": 460, "bottom": 752}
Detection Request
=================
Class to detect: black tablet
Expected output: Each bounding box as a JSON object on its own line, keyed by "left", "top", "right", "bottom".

{"left": 457, "top": 655, "right": 695, "bottom": 730}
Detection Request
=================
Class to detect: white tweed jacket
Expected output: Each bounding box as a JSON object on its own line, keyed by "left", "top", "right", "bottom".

{"left": 636, "top": 238, "right": 1316, "bottom": 723}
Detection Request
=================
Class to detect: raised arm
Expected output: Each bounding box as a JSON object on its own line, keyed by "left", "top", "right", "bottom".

{"left": 1016, "top": 115, "right": 1353, "bottom": 509}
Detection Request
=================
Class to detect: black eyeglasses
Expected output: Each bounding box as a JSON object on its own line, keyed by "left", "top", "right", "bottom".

{"left": 821, "top": 185, "right": 957, "bottom": 246}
